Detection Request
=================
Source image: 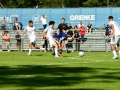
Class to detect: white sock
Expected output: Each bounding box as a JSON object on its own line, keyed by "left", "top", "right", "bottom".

{"left": 28, "top": 49, "right": 32, "bottom": 55}
{"left": 119, "top": 51, "right": 120, "bottom": 54}
{"left": 113, "top": 50, "right": 117, "bottom": 56}
{"left": 55, "top": 48, "right": 58, "bottom": 56}
{"left": 40, "top": 48, "right": 45, "bottom": 50}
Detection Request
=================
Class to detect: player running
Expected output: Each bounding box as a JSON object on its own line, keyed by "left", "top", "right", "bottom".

{"left": 23, "top": 20, "right": 45, "bottom": 56}
{"left": 108, "top": 16, "right": 120, "bottom": 59}
{"left": 42, "top": 21, "right": 59, "bottom": 57}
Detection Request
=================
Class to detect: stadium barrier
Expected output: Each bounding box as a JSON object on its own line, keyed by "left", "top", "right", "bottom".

{"left": 1, "top": 38, "right": 111, "bottom": 52}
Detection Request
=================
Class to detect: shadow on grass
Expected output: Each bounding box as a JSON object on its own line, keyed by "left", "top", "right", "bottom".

{"left": 0, "top": 65, "right": 95, "bottom": 87}
{"left": 0, "top": 65, "right": 120, "bottom": 89}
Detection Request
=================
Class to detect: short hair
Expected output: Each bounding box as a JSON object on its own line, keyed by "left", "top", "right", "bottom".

{"left": 62, "top": 18, "right": 65, "bottom": 21}
{"left": 29, "top": 20, "right": 33, "bottom": 23}
{"left": 108, "top": 16, "right": 113, "bottom": 19}
{"left": 49, "top": 21, "right": 55, "bottom": 25}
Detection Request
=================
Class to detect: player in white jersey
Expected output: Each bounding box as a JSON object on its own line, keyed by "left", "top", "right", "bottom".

{"left": 23, "top": 20, "right": 45, "bottom": 56}
{"left": 42, "top": 21, "right": 59, "bottom": 57}
{"left": 108, "top": 16, "right": 120, "bottom": 59}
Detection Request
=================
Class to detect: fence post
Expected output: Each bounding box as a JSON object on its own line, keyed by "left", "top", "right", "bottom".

{"left": 105, "top": 39, "right": 107, "bottom": 52}
{"left": 21, "top": 38, "right": 23, "bottom": 51}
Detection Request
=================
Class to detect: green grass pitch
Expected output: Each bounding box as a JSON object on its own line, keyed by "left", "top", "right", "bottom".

{"left": 0, "top": 51, "right": 120, "bottom": 90}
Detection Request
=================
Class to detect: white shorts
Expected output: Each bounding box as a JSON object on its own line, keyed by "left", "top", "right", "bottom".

{"left": 29, "top": 37, "right": 36, "bottom": 43}
{"left": 49, "top": 38, "right": 54, "bottom": 47}
{"left": 110, "top": 35, "right": 120, "bottom": 44}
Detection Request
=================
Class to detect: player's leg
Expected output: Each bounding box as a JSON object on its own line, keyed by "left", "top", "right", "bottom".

{"left": 0, "top": 41, "right": 2, "bottom": 52}
{"left": 32, "top": 41, "right": 46, "bottom": 52}
{"left": 110, "top": 37, "right": 118, "bottom": 59}
{"left": 27, "top": 42, "right": 33, "bottom": 55}
{"left": 59, "top": 42, "right": 64, "bottom": 57}
{"left": 52, "top": 41, "right": 59, "bottom": 57}
{"left": 116, "top": 36, "right": 120, "bottom": 57}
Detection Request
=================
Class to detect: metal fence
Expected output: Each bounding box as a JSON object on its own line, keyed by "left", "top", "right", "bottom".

{"left": 1, "top": 38, "right": 110, "bottom": 52}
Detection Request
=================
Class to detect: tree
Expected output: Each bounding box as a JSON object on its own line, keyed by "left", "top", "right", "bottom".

{"left": 0, "top": 0, "right": 120, "bottom": 8}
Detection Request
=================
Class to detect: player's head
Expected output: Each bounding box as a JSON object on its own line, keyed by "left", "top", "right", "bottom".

{"left": 49, "top": 21, "right": 55, "bottom": 28}
{"left": 61, "top": 18, "right": 65, "bottom": 23}
{"left": 108, "top": 16, "right": 113, "bottom": 21}
{"left": 62, "top": 27, "right": 66, "bottom": 32}
{"left": 29, "top": 20, "right": 33, "bottom": 27}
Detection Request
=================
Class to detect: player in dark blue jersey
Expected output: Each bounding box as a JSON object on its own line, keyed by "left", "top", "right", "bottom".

{"left": 58, "top": 27, "right": 68, "bottom": 57}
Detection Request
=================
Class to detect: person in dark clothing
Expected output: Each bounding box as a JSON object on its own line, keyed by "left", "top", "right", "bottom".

{"left": 87, "top": 22, "right": 93, "bottom": 33}
{"left": 74, "top": 33, "right": 80, "bottom": 51}
{"left": 42, "top": 31, "right": 48, "bottom": 51}
{"left": 104, "top": 24, "right": 110, "bottom": 36}
{"left": 58, "top": 18, "right": 68, "bottom": 34}
{"left": 15, "top": 32, "right": 21, "bottom": 51}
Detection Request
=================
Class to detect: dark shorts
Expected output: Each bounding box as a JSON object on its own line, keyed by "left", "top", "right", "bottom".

{"left": 32, "top": 41, "right": 37, "bottom": 47}
{"left": 17, "top": 42, "right": 21, "bottom": 46}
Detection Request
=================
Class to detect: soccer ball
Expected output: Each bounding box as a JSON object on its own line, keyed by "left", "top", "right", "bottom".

{"left": 79, "top": 51, "right": 84, "bottom": 57}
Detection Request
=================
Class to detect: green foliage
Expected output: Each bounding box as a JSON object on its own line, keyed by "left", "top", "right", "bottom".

{"left": 0, "top": 0, "right": 119, "bottom": 8}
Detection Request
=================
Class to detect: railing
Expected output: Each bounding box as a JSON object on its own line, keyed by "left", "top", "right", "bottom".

{"left": 1, "top": 38, "right": 111, "bottom": 52}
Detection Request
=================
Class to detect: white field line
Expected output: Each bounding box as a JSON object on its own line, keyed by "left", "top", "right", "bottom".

{"left": 47, "top": 57, "right": 120, "bottom": 65}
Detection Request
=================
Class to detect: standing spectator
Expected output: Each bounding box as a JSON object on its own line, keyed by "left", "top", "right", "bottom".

{"left": 74, "top": 32, "right": 80, "bottom": 51}
{"left": 41, "top": 15, "right": 48, "bottom": 29}
{"left": 14, "top": 18, "right": 21, "bottom": 30}
{"left": 66, "top": 31, "right": 74, "bottom": 52}
{"left": 1, "top": 17, "right": 7, "bottom": 30}
{"left": 15, "top": 32, "right": 21, "bottom": 51}
{"left": 42, "top": 31, "right": 48, "bottom": 51}
{"left": 73, "top": 25, "right": 79, "bottom": 33}
{"left": 78, "top": 21, "right": 84, "bottom": 28}
{"left": 2, "top": 31, "right": 10, "bottom": 52}
{"left": 104, "top": 24, "right": 109, "bottom": 36}
{"left": 67, "top": 23, "right": 72, "bottom": 30}
{"left": 58, "top": 18, "right": 68, "bottom": 34}
{"left": 79, "top": 26, "right": 85, "bottom": 43}
{"left": 87, "top": 22, "right": 93, "bottom": 33}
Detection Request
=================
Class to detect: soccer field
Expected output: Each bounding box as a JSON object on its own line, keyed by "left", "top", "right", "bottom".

{"left": 0, "top": 51, "right": 120, "bottom": 90}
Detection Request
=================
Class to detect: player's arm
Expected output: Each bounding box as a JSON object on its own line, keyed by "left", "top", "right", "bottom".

{"left": 42, "top": 30, "right": 48, "bottom": 39}
{"left": 23, "top": 26, "right": 27, "bottom": 38}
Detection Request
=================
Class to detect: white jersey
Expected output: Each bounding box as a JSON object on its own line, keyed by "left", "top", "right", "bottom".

{"left": 78, "top": 24, "right": 84, "bottom": 28}
{"left": 24, "top": 25, "right": 37, "bottom": 38}
{"left": 44, "top": 26, "right": 54, "bottom": 40}
{"left": 108, "top": 21, "right": 120, "bottom": 36}
{"left": 41, "top": 17, "right": 47, "bottom": 25}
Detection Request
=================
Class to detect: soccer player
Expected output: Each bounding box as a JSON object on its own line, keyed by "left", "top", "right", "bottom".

{"left": 42, "top": 21, "right": 59, "bottom": 57}
{"left": 58, "top": 27, "right": 68, "bottom": 57}
{"left": 108, "top": 16, "right": 120, "bottom": 59}
{"left": 23, "top": 20, "right": 45, "bottom": 56}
